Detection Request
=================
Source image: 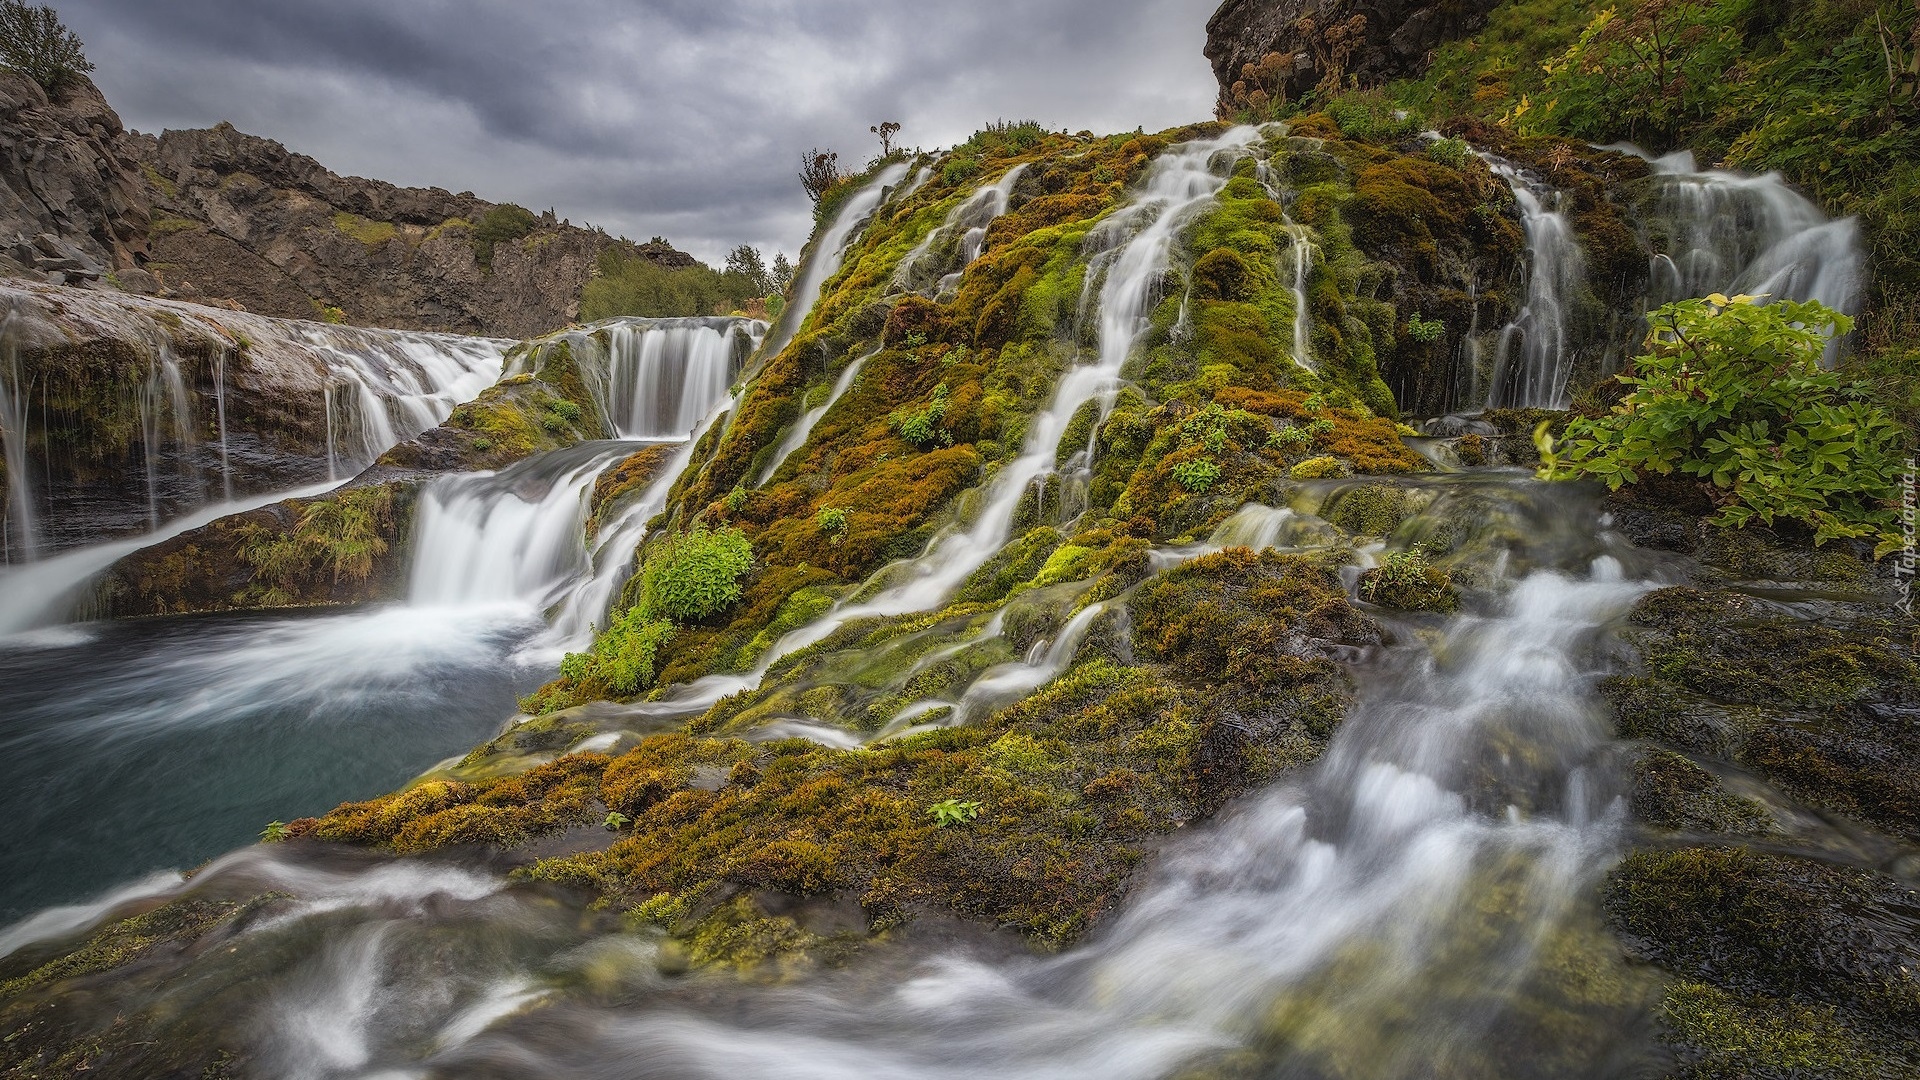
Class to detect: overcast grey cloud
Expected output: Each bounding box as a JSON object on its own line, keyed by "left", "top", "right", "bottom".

{"left": 61, "top": 0, "right": 1222, "bottom": 264}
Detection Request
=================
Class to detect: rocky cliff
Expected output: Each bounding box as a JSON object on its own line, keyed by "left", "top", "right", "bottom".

{"left": 0, "top": 71, "right": 149, "bottom": 285}
{"left": 0, "top": 74, "right": 696, "bottom": 339}
{"left": 1205, "top": 0, "right": 1501, "bottom": 112}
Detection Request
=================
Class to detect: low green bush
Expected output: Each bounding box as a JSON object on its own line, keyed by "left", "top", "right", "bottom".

{"left": 640, "top": 526, "right": 755, "bottom": 621}
{"left": 1539, "top": 296, "right": 1905, "bottom": 555}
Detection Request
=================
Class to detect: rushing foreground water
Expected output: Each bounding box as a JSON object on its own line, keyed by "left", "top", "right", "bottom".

{"left": 0, "top": 605, "right": 546, "bottom": 922}
{"left": 0, "top": 476, "right": 1684, "bottom": 1078}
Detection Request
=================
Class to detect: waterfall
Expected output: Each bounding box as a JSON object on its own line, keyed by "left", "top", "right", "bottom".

{"left": 893, "top": 163, "right": 1030, "bottom": 297}
{"left": 550, "top": 317, "right": 763, "bottom": 438}
{"left": 136, "top": 343, "right": 193, "bottom": 530}
{"left": 761, "top": 163, "right": 916, "bottom": 358}
{"left": 304, "top": 324, "right": 505, "bottom": 470}
{"left": 1255, "top": 159, "right": 1318, "bottom": 371}
{"left": 0, "top": 478, "right": 344, "bottom": 637}
{"left": 755, "top": 346, "right": 877, "bottom": 485}
{"left": 0, "top": 285, "right": 507, "bottom": 556}
{"left": 630, "top": 127, "right": 1270, "bottom": 717}
{"left": 1486, "top": 161, "right": 1584, "bottom": 409}
{"left": 543, "top": 403, "right": 733, "bottom": 647}
{"left": 406, "top": 441, "right": 652, "bottom": 612}
{"left": 186, "top": 486, "right": 1648, "bottom": 1077}
{"left": 1635, "top": 149, "right": 1862, "bottom": 364}
{"left": 0, "top": 318, "right": 36, "bottom": 563}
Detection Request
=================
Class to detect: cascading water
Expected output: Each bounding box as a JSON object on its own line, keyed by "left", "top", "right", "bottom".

{"left": 1633, "top": 148, "right": 1863, "bottom": 363}
{"left": 761, "top": 163, "right": 916, "bottom": 358}
{"left": 3, "top": 479, "right": 1681, "bottom": 1075}
{"left": 683, "top": 126, "right": 1269, "bottom": 701}
{"left": 756, "top": 346, "right": 877, "bottom": 485}
{"left": 406, "top": 441, "right": 663, "bottom": 613}
{"left": 1486, "top": 161, "right": 1584, "bottom": 409}
{"left": 0, "top": 284, "right": 506, "bottom": 555}
{"left": 893, "top": 163, "right": 1030, "bottom": 297}
{"left": 548, "top": 317, "right": 763, "bottom": 438}
{"left": 543, "top": 403, "right": 733, "bottom": 647}
{"left": 1255, "top": 159, "right": 1318, "bottom": 370}
{"left": 0, "top": 318, "right": 36, "bottom": 563}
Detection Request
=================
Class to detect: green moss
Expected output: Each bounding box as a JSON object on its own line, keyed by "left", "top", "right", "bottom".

{"left": 0, "top": 896, "right": 269, "bottom": 1001}
{"left": 1606, "top": 847, "right": 1920, "bottom": 1022}
{"left": 331, "top": 211, "right": 397, "bottom": 247}
{"left": 1357, "top": 551, "right": 1459, "bottom": 612}
{"left": 1658, "top": 980, "right": 1918, "bottom": 1079}
{"left": 1628, "top": 749, "right": 1775, "bottom": 836}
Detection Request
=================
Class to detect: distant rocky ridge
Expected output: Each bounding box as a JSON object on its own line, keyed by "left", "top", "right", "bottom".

{"left": 0, "top": 71, "right": 696, "bottom": 339}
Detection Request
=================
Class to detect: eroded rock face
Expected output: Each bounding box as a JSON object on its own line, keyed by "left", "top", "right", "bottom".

{"left": 122, "top": 123, "right": 694, "bottom": 340}
{"left": 1204, "top": 0, "right": 1501, "bottom": 111}
{"left": 0, "top": 72, "right": 150, "bottom": 285}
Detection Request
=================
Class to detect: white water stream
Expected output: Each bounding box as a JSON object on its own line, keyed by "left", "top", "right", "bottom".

{"left": 1485, "top": 160, "right": 1584, "bottom": 410}
{"left": 762, "top": 163, "right": 916, "bottom": 359}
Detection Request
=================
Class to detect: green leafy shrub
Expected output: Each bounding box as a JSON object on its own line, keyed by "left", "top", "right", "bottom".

{"left": 892, "top": 384, "right": 953, "bottom": 448}
{"left": 1408, "top": 312, "right": 1446, "bottom": 343}
{"left": 927, "top": 799, "right": 982, "bottom": 827}
{"left": 640, "top": 526, "right": 754, "bottom": 621}
{"left": 581, "top": 247, "right": 768, "bottom": 319}
{"left": 815, "top": 505, "right": 849, "bottom": 541}
{"left": 259, "top": 821, "right": 289, "bottom": 843}
{"left": 1268, "top": 425, "right": 1312, "bottom": 450}
{"left": 1538, "top": 296, "right": 1905, "bottom": 555}
{"left": 1427, "top": 136, "right": 1471, "bottom": 169}
{"left": 1171, "top": 458, "right": 1222, "bottom": 493}
{"left": 564, "top": 606, "right": 675, "bottom": 695}
{"left": 0, "top": 1, "right": 92, "bottom": 91}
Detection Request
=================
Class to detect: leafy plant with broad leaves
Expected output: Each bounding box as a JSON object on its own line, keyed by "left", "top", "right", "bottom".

{"left": 1537, "top": 295, "right": 1905, "bottom": 556}
{"left": 927, "top": 798, "right": 982, "bottom": 827}
{"left": 816, "top": 505, "right": 849, "bottom": 541}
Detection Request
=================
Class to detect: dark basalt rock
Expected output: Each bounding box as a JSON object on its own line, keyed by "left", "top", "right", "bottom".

{"left": 1205, "top": 0, "right": 1503, "bottom": 111}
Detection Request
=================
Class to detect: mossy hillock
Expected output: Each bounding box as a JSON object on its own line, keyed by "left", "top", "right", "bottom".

{"left": 1600, "top": 525, "right": 1920, "bottom": 1075}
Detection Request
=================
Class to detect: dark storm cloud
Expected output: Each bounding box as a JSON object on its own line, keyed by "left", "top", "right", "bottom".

{"left": 61, "top": 0, "right": 1221, "bottom": 262}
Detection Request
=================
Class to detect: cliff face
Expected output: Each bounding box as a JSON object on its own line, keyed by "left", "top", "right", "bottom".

{"left": 1204, "top": 0, "right": 1501, "bottom": 111}
{"left": 0, "top": 75, "right": 696, "bottom": 339}
{"left": 0, "top": 72, "right": 150, "bottom": 284}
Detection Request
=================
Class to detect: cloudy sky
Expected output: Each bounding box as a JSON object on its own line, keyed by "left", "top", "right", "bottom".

{"left": 65, "top": 0, "right": 1223, "bottom": 264}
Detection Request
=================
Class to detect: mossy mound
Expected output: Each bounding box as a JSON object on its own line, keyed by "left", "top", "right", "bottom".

{"left": 1606, "top": 586, "right": 1920, "bottom": 839}
{"left": 285, "top": 551, "right": 1373, "bottom": 967}
{"left": 1602, "top": 522, "right": 1920, "bottom": 1077}
{"left": 95, "top": 481, "right": 417, "bottom": 616}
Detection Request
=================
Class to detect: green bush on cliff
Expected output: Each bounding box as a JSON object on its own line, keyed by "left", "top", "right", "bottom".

{"left": 0, "top": 1, "right": 92, "bottom": 91}
{"left": 640, "top": 525, "right": 754, "bottom": 622}
{"left": 1538, "top": 296, "right": 1905, "bottom": 555}
{"left": 472, "top": 203, "right": 537, "bottom": 271}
